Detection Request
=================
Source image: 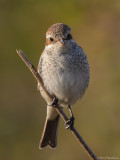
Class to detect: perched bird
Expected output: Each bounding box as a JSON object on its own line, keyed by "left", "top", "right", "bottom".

{"left": 37, "top": 23, "right": 90, "bottom": 149}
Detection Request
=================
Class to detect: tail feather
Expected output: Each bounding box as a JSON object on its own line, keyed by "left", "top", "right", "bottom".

{"left": 39, "top": 115, "right": 60, "bottom": 149}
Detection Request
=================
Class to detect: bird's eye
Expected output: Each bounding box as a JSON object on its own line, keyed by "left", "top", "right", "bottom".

{"left": 66, "top": 34, "right": 72, "bottom": 40}
{"left": 50, "top": 37, "right": 54, "bottom": 42}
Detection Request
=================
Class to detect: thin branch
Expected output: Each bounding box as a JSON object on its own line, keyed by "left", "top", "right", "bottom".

{"left": 16, "top": 49, "right": 98, "bottom": 160}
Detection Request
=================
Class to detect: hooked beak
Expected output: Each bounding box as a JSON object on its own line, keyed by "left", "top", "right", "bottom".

{"left": 60, "top": 38, "right": 65, "bottom": 45}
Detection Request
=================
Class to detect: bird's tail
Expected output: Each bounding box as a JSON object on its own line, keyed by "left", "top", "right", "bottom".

{"left": 39, "top": 115, "right": 60, "bottom": 149}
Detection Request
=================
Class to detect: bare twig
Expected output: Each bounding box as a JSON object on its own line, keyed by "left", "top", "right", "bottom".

{"left": 16, "top": 49, "right": 98, "bottom": 160}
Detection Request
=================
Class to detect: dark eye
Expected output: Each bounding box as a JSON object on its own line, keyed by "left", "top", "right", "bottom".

{"left": 66, "top": 34, "right": 72, "bottom": 40}
{"left": 50, "top": 37, "right": 54, "bottom": 42}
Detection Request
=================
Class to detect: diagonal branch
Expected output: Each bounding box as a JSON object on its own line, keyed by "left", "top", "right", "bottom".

{"left": 16, "top": 49, "right": 98, "bottom": 160}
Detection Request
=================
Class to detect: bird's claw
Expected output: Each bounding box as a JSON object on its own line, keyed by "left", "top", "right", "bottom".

{"left": 48, "top": 97, "right": 58, "bottom": 107}
{"left": 65, "top": 116, "right": 75, "bottom": 129}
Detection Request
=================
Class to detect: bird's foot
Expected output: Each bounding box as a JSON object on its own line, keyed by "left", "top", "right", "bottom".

{"left": 65, "top": 116, "right": 75, "bottom": 130}
{"left": 48, "top": 97, "right": 58, "bottom": 107}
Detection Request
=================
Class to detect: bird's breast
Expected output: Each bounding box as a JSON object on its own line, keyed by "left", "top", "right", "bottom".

{"left": 38, "top": 44, "right": 89, "bottom": 106}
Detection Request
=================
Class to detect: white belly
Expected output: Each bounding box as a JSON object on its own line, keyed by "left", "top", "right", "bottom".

{"left": 39, "top": 65, "right": 86, "bottom": 106}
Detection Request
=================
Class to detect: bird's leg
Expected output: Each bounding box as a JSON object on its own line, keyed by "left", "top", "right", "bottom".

{"left": 65, "top": 105, "right": 75, "bottom": 129}
{"left": 48, "top": 97, "right": 58, "bottom": 107}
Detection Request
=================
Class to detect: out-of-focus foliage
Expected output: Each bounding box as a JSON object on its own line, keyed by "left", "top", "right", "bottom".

{"left": 0, "top": 0, "right": 120, "bottom": 159}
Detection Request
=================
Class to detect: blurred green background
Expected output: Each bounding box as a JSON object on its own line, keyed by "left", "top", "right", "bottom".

{"left": 0, "top": 0, "right": 120, "bottom": 159}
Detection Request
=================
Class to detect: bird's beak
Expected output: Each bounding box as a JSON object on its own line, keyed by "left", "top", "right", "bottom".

{"left": 61, "top": 38, "right": 65, "bottom": 45}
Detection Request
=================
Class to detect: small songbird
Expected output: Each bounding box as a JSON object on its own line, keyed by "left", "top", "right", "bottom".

{"left": 37, "top": 23, "right": 90, "bottom": 149}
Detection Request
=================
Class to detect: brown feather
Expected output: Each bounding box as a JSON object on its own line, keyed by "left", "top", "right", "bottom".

{"left": 39, "top": 115, "right": 60, "bottom": 149}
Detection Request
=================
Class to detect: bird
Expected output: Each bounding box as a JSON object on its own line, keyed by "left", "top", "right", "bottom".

{"left": 37, "top": 23, "right": 90, "bottom": 149}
